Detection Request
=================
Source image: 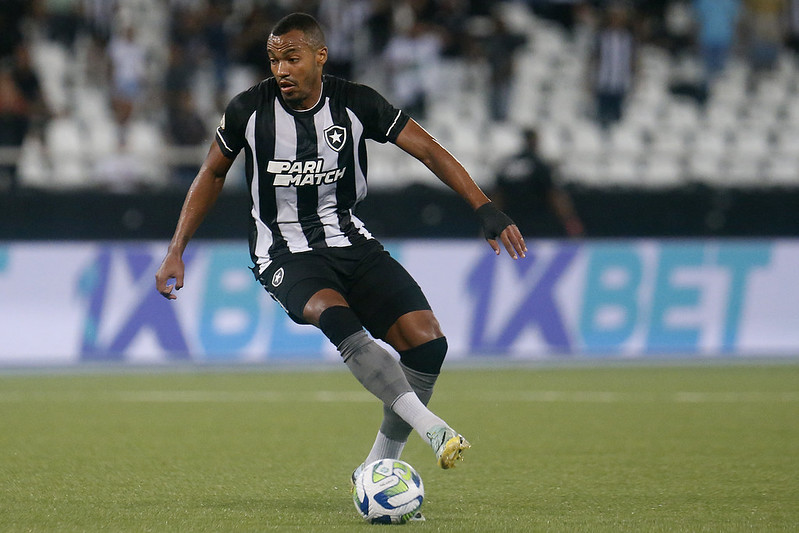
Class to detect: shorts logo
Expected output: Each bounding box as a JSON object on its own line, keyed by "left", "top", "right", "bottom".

{"left": 324, "top": 125, "right": 346, "bottom": 152}
{"left": 271, "top": 267, "right": 284, "bottom": 287}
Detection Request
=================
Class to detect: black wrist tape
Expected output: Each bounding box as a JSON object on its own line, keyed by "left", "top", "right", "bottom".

{"left": 476, "top": 202, "right": 515, "bottom": 240}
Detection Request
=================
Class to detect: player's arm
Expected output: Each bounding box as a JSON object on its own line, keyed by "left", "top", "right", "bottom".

{"left": 395, "top": 118, "right": 526, "bottom": 259}
{"left": 155, "top": 142, "right": 233, "bottom": 299}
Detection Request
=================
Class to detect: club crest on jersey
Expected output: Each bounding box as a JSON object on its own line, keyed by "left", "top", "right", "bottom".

{"left": 271, "top": 267, "right": 284, "bottom": 287}
{"left": 324, "top": 125, "right": 346, "bottom": 152}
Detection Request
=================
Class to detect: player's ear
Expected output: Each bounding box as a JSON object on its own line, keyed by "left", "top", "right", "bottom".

{"left": 317, "top": 46, "right": 328, "bottom": 67}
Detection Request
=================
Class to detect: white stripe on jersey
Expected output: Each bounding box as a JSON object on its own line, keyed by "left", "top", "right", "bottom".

{"left": 347, "top": 108, "right": 369, "bottom": 203}
{"left": 350, "top": 212, "right": 373, "bottom": 241}
{"left": 273, "top": 99, "right": 311, "bottom": 253}
{"left": 216, "top": 128, "right": 234, "bottom": 153}
{"left": 245, "top": 112, "right": 273, "bottom": 273}
{"left": 385, "top": 109, "right": 403, "bottom": 139}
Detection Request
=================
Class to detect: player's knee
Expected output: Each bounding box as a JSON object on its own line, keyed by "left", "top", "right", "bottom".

{"left": 318, "top": 305, "right": 364, "bottom": 347}
{"left": 398, "top": 336, "right": 448, "bottom": 375}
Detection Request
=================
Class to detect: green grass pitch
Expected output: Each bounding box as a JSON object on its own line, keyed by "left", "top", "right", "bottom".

{"left": 1, "top": 362, "right": 797, "bottom": 532}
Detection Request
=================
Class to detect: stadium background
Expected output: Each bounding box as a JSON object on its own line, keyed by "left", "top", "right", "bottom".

{"left": 2, "top": 4, "right": 797, "bottom": 530}
{"left": 1, "top": 0, "right": 798, "bottom": 364}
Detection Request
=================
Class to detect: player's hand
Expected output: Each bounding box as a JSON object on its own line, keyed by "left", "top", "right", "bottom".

{"left": 476, "top": 202, "right": 527, "bottom": 260}
{"left": 155, "top": 252, "right": 185, "bottom": 300}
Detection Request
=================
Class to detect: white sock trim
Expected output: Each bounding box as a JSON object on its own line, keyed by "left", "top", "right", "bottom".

{"left": 390, "top": 391, "right": 446, "bottom": 441}
{"left": 364, "top": 431, "right": 406, "bottom": 464}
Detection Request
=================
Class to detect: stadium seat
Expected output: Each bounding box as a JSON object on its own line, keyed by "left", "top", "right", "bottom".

{"left": 722, "top": 154, "right": 766, "bottom": 187}
{"left": 690, "top": 126, "right": 730, "bottom": 158}
{"left": 753, "top": 76, "right": 789, "bottom": 108}
{"left": 780, "top": 97, "right": 799, "bottom": 127}
{"left": 703, "top": 101, "right": 741, "bottom": 131}
{"left": 660, "top": 100, "right": 701, "bottom": 134}
{"left": 30, "top": 40, "right": 70, "bottom": 115}
{"left": 640, "top": 153, "right": 685, "bottom": 188}
{"left": 560, "top": 153, "right": 605, "bottom": 187}
{"left": 75, "top": 87, "right": 113, "bottom": 125}
{"left": 486, "top": 123, "right": 523, "bottom": 168}
{"left": 86, "top": 117, "right": 120, "bottom": 161}
{"left": 773, "top": 127, "right": 799, "bottom": 157}
{"left": 608, "top": 124, "right": 647, "bottom": 158}
{"left": 603, "top": 153, "right": 641, "bottom": 187}
{"left": 686, "top": 152, "right": 724, "bottom": 184}
{"left": 537, "top": 125, "right": 567, "bottom": 162}
{"left": 649, "top": 127, "right": 687, "bottom": 157}
{"left": 126, "top": 120, "right": 168, "bottom": 187}
{"left": 567, "top": 120, "right": 606, "bottom": 158}
{"left": 728, "top": 128, "right": 772, "bottom": 160}
{"left": 44, "top": 117, "right": 90, "bottom": 188}
{"left": 17, "top": 135, "right": 51, "bottom": 189}
{"left": 764, "top": 155, "right": 799, "bottom": 186}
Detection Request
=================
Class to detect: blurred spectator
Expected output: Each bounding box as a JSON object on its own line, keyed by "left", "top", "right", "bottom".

{"left": 365, "top": 0, "right": 393, "bottom": 54}
{"left": 431, "top": 0, "right": 473, "bottom": 58}
{"left": 742, "top": 0, "right": 784, "bottom": 80}
{"left": 82, "top": 0, "right": 115, "bottom": 43}
{"left": 166, "top": 90, "right": 207, "bottom": 185}
{"left": 230, "top": 7, "right": 274, "bottom": 80}
{"left": 168, "top": 1, "right": 232, "bottom": 106}
{"left": 588, "top": 4, "right": 638, "bottom": 129}
{"left": 788, "top": 0, "right": 799, "bottom": 54}
{"left": 11, "top": 44, "right": 48, "bottom": 125}
{"left": 633, "top": 0, "right": 670, "bottom": 45}
{"left": 203, "top": 1, "right": 233, "bottom": 105}
{"left": 492, "top": 128, "right": 584, "bottom": 238}
{"left": 92, "top": 101, "right": 165, "bottom": 192}
{"left": 692, "top": 0, "right": 741, "bottom": 93}
{"left": 164, "top": 43, "right": 195, "bottom": 104}
{"left": 528, "top": 0, "right": 584, "bottom": 36}
{"left": 0, "top": 62, "right": 32, "bottom": 193}
{"left": 663, "top": 0, "right": 696, "bottom": 57}
{"left": 383, "top": 18, "right": 442, "bottom": 120}
{"left": 317, "top": 0, "right": 370, "bottom": 80}
{"left": 481, "top": 9, "right": 527, "bottom": 122}
{"left": 0, "top": 0, "right": 30, "bottom": 59}
{"left": 37, "top": 0, "right": 82, "bottom": 50}
{"left": 108, "top": 25, "right": 147, "bottom": 121}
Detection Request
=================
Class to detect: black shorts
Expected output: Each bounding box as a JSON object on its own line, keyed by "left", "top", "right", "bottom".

{"left": 255, "top": 240, "right": 431, "bottom": 341}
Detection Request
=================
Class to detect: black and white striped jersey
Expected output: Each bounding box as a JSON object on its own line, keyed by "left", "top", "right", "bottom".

{"left": 215, "top": 75, "right": 410, "bottom": 273}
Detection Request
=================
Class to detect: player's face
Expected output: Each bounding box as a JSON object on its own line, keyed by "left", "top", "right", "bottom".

{"left": 267, "top": 29, "right": 327, "bottom": 110}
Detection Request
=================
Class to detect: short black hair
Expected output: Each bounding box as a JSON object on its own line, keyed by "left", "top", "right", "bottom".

{"left": 270, "top": 12, "right": 326, "bottom": 49}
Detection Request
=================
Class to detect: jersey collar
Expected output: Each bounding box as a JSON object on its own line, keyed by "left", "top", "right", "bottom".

{"left": 276, "top": 78, "right": 326, "bottom": 116}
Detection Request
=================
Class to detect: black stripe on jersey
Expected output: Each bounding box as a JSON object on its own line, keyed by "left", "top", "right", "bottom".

{"left": 328, "top": 95, "right": 367, "bottom": 246}
{"left": 294, "top": 115, "right": 327, "bottom": 248}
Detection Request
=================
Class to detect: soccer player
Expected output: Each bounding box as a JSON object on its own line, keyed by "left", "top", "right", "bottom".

{"left": 155, "top": 13, "right": 526, "bottom": 475}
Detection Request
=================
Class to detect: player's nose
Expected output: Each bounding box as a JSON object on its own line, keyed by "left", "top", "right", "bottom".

{"left": 274, "top": 60, "right": 289, "bottom": 76}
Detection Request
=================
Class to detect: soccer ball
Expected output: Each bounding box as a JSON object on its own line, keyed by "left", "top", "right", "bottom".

{"left": 352, "top": 459, "right": 424, "bottom": 524}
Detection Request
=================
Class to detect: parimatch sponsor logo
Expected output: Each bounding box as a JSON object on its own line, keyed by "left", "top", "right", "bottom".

{"left": 267, "top": 159, "right": 346, "bottom": 187}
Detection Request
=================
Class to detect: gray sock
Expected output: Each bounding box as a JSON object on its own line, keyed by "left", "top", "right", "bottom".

{"left": 338, "top": 330, "right": 412, "bottom": 406}
{"left": 379, "top": 363, "right": 439, "bottom": 442}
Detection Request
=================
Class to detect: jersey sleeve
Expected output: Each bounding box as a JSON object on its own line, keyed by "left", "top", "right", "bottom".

{"left": 346, "top": 82, "right": 410, "bottom": 144}
{"left": 215, "top": 88, "right": 255, "bottom": 159}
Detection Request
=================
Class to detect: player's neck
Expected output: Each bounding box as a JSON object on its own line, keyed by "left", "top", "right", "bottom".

{"left": 285, "top": 79, "right": 324, "bottom": 111}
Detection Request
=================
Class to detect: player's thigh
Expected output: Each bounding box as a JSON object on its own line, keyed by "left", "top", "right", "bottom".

{"left": 257, "top": 253, "right": 345, "bottom": 325}
{"left": 347, "top": 248, "right": 436, "bottom": 342}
